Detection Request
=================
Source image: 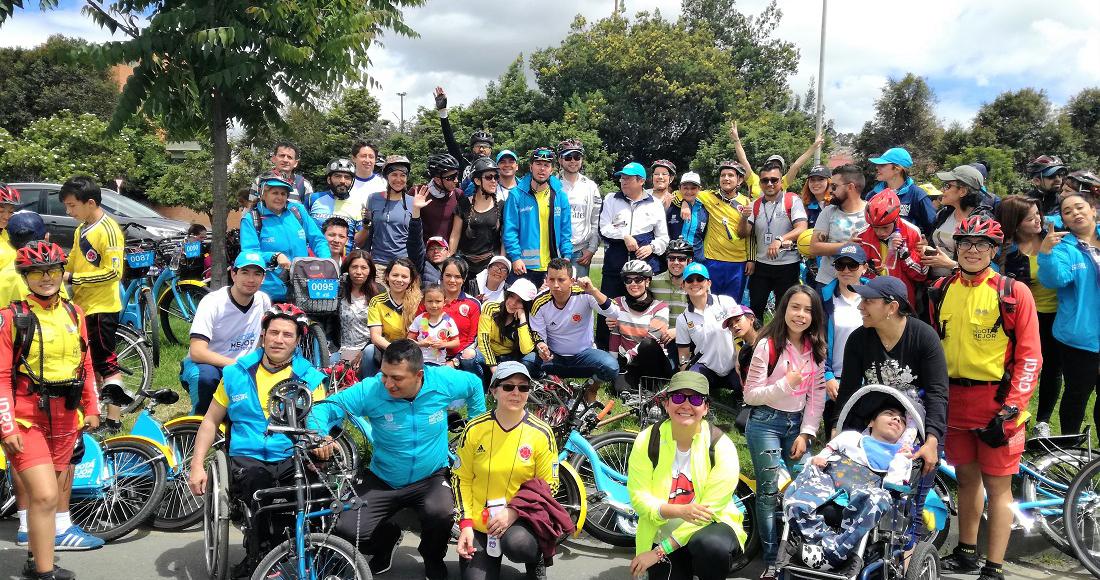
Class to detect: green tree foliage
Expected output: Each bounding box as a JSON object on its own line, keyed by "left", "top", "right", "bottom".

{"left": 969, "top": 88, "right": 1083, "bottom": 171}
{"left": 942, "top": 146, "right": 1023, "bottom": 198}
{"left": 692, "top": 109, "right": 821, "bottom": 187}
{"left": 146, "top": 149, "right": 215, "bottom": 214}
{"left": 1064, "top": 88, "right": 1100, "bottom": 161}
{"left": 854, "top": 74, "right": 943, "bottom": 173}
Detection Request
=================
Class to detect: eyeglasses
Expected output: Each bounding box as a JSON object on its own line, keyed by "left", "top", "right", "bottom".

{"left": 829, "top": 182, "right": 849, "bottom": 191}
{"left": 623, "top": 276, "right": 648, "bottom": 284}
{"left": 833, "top": 260, "right": 862, "bottom": 271}
{"left": 941, "top": 182, "right": 959, "bottom": 191}
{"left": 759, "top": 177, "right": 781, "bottom": 185}
{"left": 498, "top": 382, "right": 531, "bottom": 393}
{"left": 684, "top": 275, "right": 707, "bottom": 284}
{"left": 667, "top": 392, "right": 707, "bottom": 406}
{"left": 441, "top": 173, "right": 459, "bottom": 182}
{"left": 480, "top": 173, "right": 499, "bottom": 181}
{"left": 957, "top": 239, "right": 995, "bottom": 252}
{"left": 561, "top": 153, "right": 582, "bottom": 161}
{"left": 667, "top": 255, "right": 690, "bottom": 263}
{"left": 25, "top": 267, "right": 63, "bottom": 282}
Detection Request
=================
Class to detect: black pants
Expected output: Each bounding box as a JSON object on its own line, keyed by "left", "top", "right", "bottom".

{"left": 614, "top": 338, "right": 673, "bottom": 396}
{"left": 747, "top": 262, "right": 801, "bottom": 313}
{"left": 1058, "top": 341, "right": 1100, "bottom": 437}
{"left": 646, "top": 522, "right": 741, "bottom": 580}
{"left": 1036, "top": 312, "right": 1064, "bottom": 423}
{"left": 459, "top": 519, "right": 541, "bottom": 580}
{"left": 334, "top": 467, "right": 454, "bottom": 580}
{"left": 229, "top": 455, "right": 300, "bottom": 557}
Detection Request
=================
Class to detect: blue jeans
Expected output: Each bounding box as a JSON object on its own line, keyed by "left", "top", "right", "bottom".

{"left": 359, "top": 344, "right": 380, "bottom": 380}
{"left": 745, "top": 406, "right": 804, "bottom": 565}
{"left": 180, "top": 357, "right": 223, "bottom": 415}
{"left": 571, "top": 250, "right": 590, "bottom": 278}
{"left": 473, "top": 350, "right": 538, "bottom": 382}
{"left": 522, "top": 347, "right": 619, "bottom": 383}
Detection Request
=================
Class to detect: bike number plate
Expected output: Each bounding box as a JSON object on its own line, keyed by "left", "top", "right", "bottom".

{"left": 126, "top": 251, "right": 155, "bottom": 268}
{"left": 307, "top": 279, "right": 339, "bottom": 300}
{"left": 183, "top": 241, "right": 202, "bottom": 258}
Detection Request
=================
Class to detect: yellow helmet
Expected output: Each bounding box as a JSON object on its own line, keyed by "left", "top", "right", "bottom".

{"left": 797, "top": 228, "right": 815, "bottom": 257}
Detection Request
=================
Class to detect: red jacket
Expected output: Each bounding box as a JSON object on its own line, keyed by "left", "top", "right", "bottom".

{"left": 508, "top": 478, "right": 575, "bottom": 565}
{"left": 854, "top": 218, "right": 927, "bottom": 306}
{"left": 417, "top": 292, "right": 481, "bottom": 357}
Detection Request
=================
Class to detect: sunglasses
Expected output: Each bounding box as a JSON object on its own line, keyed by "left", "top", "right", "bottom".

{"left": 561, "top": 153, "right": 582, "bottom": 161}
{"left": 684, "top": 275, "right": 707, "bottom": 284}
{"left": 833, "top": 260, "right": 861, "bottom": 271}
{"left": 624, "top": 275, "right": 647, "bottom": 284}
{"left": 498, "top": 382, "right": 531, "bottom": 393}
{"left": 480, "top": 173, "right": 499, "bottom": 181}
{"left": 25, "top": 267, "right": 64, "bottom": 282}
{"left": 667, "top": 255, "right": 690, "bottom": 262}
{"left": 441, "top": 173, "right": 459, "bottom": 182}
{"left": 760, "top": 177, "right": 781, "bottom": 185}
{"left": 667, "top": 392, "right": 707, "bottom": 406}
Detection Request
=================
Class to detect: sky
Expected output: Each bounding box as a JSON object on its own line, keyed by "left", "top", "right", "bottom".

{"left": 3, "top": 0, "right": 1098, "bottom": 134}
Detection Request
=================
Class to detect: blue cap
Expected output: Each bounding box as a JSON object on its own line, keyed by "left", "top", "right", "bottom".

{"left": 496, "top": 150, "right": 518, "bottom": 163}
{"left": 234, "top": 251, "right": 266, "bottom": 271}
{"left": 849, "top": 276, "right": 911, "bottom": 310}
{"left": 869, "top": 147, "right": 913, "bottom": 168}
{"left": 833, "top": 243, "right": 868, "bottom": 265}
{"left": 6, "top": 211, "right": 46, "bottom": 248}
{"left": 683, "top": 262, "right": 710, "bottom": 280}
{"left": 614, "top": 162, "right": 647, "bottom": 180}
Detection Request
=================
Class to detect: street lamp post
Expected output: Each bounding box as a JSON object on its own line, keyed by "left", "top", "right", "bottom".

{"left": 813, "top": 0, "right": 827, "bottom": 166}
{"left": 397, "top": 91, "right": 407, "bottom": 133}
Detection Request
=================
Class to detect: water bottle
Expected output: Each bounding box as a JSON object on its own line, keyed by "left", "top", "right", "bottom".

{"left": 885, "top": 231, "right": 900, "bottom": 270}
{"left": 485, "top": 498, "right": 506, "bottom": 557}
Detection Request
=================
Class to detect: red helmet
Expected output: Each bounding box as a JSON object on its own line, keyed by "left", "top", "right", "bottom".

{"left": 865, "top": 189, "right": 902, "bottom": 227}
{"left": 0, "top": 184, "right": 21, "bottom": 206}
{"left": 262, "top": 303, "right": 310, "bottom": 335}
{"left": 16, "top": 241, "right": 66, "bottom": 271}
{"left": 953, "top": 215, "right": 1004, "bottom": 245}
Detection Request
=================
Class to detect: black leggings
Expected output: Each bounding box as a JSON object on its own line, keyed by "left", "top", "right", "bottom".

{"left": 459, "top": 519, "right": 541, "bottom": 580}
{"left": 614, "top": 338, "right": 674, "bottom": 396}
{"left": 646, "top": 522, "right": 741, "bottom": 580}
{"left": 1036, "top": 312, "right": 1064, "bottom": 423}
{"left": 1058, "top": 341, "right": 1100, "bottom": 437}
{"left": 748, "top": 262, "right": 801, "bottom": 314}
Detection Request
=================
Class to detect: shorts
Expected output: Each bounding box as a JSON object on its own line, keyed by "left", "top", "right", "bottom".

{"left": 9, "top": 419, "right": 80, "bottom": 472}
{"left": 86, "top": 312, "right": 121, "bottom": 377}
{"left": 945, "top": 427, "right": 1024, "bottom": 477}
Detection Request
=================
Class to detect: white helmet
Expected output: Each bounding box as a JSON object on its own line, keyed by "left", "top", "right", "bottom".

{"left": 506, "top": 278, "right": 538, "bottom": 302}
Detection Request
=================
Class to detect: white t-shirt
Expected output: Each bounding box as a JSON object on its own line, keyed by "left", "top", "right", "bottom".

{"left": 830, "top": 292, "right": 863, "bottom": 379}
{"left": 189, "top": 287, "right": 271, "bottom": 359}
{"left": 408, "top": 312, "right": 460, "bottom": 365}
{"left": 529, "top": 289, "right": 619, "bottom": 356}
{"left": 815, "top": 205, "right": 868, "bottom": 284}
{"left": 350, "top": 173, "right": 387, "bottom": 199}
{"left": 657, "top": 448, "right": 695, "bottom": 541}
{"left": 675, "top": 294, "right": 739, "bottom": 376}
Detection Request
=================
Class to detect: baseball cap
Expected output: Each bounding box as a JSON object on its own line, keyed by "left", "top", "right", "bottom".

{"left": 427, "top": 236, "right": 449, "bottom": 249}
{"left": 615, "top": 162, "right": 647, "bottom": 180}
{"left": 680, "top": 171, "right": 702, "bottom": 186}
{"left": 505, "top": 277, "right": 538, "bottom": 302}
{"left": 763, "top": 154, "right": 787, "bottom": 170}
{"left": 683, "top": 262, "right": 710, "bottom": 280}
{"left": 869, "top": 147, "right": 914, "bottom": 168}
{"left": 495, "top": 150, "right": 518, "bottom": 163}
{"left": 491, "top": 360, "right": 531, "bottom": 387}
{"left": 234, "top": 251, "right": 267, "bottom": 271}
{"left": 935, "top": 165, "right": 985, "bottom": 191}
{"left": 487, "top": 254, "right": 511, "bottom": 270}
{"left": 833, "top": 243, "right": 868, "bottom": 265}
{"left": 849, "top": 276, "right": 911, "bottom": 311}
{"left": 808, "top": 164, "right": 831, "bottom": 179}
{"left": 667, "top": 371, "right": 710, "bottom": 396}
{"left": 721, "top": 303, "right": 751, "bottom": 328}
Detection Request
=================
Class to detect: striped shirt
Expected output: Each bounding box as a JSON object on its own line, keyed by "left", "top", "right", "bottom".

{"left": 608, "top": 297, "right": 668, "bottom": 356}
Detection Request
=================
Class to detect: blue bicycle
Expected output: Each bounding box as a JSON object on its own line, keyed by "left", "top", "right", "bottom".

{"left": 121, "top": 239, "right": 161, "bottom": 365}
{"left": 151, "top": 236, "right": 210, "bottom": 345}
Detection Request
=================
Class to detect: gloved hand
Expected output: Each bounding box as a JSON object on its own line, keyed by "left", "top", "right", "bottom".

{"left": 974, "top": 406, "right": 1019, "bottom": 448}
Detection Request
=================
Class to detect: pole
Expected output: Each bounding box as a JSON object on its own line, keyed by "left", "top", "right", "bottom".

{"left": 813, "top": 0, "right": 827, "bottom": 166}
{"left": 397, "top": 92, "right": 407, "bottom": 133}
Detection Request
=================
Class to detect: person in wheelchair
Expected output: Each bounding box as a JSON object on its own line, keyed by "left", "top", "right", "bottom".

{"left": 187, "top": 303, "right": 330, "bottom": 578}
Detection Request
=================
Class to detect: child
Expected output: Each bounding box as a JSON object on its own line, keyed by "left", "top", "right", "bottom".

{"left": 781, "top": 397, "right": 912, "bottom": 572}
{"left": 408, "top": 285, "right": 460, "bottom": 366}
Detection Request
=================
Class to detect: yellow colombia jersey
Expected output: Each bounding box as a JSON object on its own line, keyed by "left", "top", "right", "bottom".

{"left": 14, "top": 299, "right": 86, "bottom": 383}
{"left": 366, "top": 292, "right": 407, "bottom": 343}
{"left": 0, "top": 230, "right": 13, "bottom": 270}
{"left": 452, "top": 411, "right": 558, "bottom": 534}
{"left": 66, "top": 214, "right": 124, "bottom": 315}
{"left": 212, "top": 364, "right": 326, "bottom": 413}
{"left": 694, "top": 189, "right": 753, "bottom": 262}
{"left": 475, "top": 301, "right": 535, "bottom": 367}
{"left": 938, "top": 272, "right": 1011, "bottom": 382}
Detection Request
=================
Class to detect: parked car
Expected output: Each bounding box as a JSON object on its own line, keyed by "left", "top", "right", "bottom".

{"left": 9, "top": 182, "right": 191, "bottom": 244}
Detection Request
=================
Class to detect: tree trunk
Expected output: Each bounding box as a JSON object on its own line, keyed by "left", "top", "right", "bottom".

{"left": 209, "top": 90, "right": 230, "bottom": 289}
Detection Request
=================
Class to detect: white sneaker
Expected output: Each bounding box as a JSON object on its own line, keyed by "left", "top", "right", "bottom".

{"left": 1034, "top": 421, "right": 1052, "bottom": 437}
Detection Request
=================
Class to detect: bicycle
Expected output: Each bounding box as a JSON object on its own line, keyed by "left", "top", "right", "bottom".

{"left": 1062, "top": 449, "right": 1100, "bottom": 577}
{"left": 112, "top": 324, "right": 155, "bottom": 414}
{"left": 120, "top": 237, "right": 161, "bottom": 366}
{"left": 152, "top": 236, "right": 210, "bottom": 345}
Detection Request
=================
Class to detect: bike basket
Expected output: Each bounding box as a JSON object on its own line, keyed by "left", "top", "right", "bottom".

{"left": 288, "top": 257, "right": 340, "bottom": 314}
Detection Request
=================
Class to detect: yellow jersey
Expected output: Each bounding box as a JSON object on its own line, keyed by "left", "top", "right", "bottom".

{"left": 66, "top": 213, "right": 124, "bottom": 315}
{"left": 694, "top": 189, "right": 753, "bottom": 262}
{"left": 0, "top": 230, "right": 13, "bottom": 270}
{"left": 535, "top": 186, "right": 551, "bottom": 271}
{"left": 366, "top": 292, "right": 407, "bottom": 343}
{"left": 14, "top": 298, "right": 87, "bottom": 383}
{"left": 938, "top": 271, "right": 1012, "bottom": 382}
{"left": 475, "top": 301, "right": 536, "bottom": 367}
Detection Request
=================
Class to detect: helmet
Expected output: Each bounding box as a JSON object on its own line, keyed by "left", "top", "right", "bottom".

{"left": 469, "top": 130, "right": 494, "bottom": 147}
{"left": 427, "top": 153, "right": 461, "bottom": 177}
{"left": 257, "top": 170, "right": 293, "bottom": 192}
{"left": 6, "top": 212, "right": 46, "bottom": 249}
{"left": 1025, "top": 155, "right": 1066, "bottom": 177}
{"left": 505, "top": 278, "right": 538, "bottom": 302}
{"left": 557, "top": 139, "right": 584, "bottom": 156}
{"left": 665, "top": 237, "right": 694, "bottom": 257}
{"left": 262, "top": 303, "right": 310, "bottom": 336}
{"left": 470, "top": 156, "right": 499, "bottom": 177}
{"left": 953, "top": 215, "right": 1004, "bottom": 245}
{"left": 650, "top": 159, "right": 677, "bottom": 175}
{"left": 865, "top": 189, "right": 902, "bottom": 227}
{"left": 325, "top": 158, "right": 355, "bottom": 177}
{"left": 620, "top": 259, "right": 654, "bottom": 279}
{"left": 0, "top": 184, "right": 21, "bottom": 206}
{"left": 530, "top": 147, "right": 556, "bottom": 163}
{"left": 716, "top": 159, "right": 746, "bottom": 176}
{"left": 16, "top": 241, "right": 66, "bottom": 271}
{"left": 381, "top": 155, "right": 412, "bottom": 176}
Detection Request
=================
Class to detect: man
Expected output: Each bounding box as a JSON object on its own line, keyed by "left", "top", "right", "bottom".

{"left": 496, "top": 150, "right": 520, "bottom": 194}
{"left": 1024, "top": 154, "right": 1068, "bottom": 216}
{"left": 692, "top": 160, "right": 753, "bottom": 300}
{"left": 525, "top": 258, "right": 619, "bottom": 386}
{"left": 557, "top": 139, "right": 602, "bottom": 278}
{"left": 350, "top": 140, "right": 387, "bottom": 199}
{"left": 435, "top": 86, "right": 493, "bottom": 182}
{"left": 422, "top": 153, "right": 461, "bottom": 243}
{"left": 599, "top": 161, "right": 669, "bottom": 301}
{"left": 187, "top": 304, "right": 329, "bottom": 578}
{"left": 650, "top": 238, "right": 693, "bottom": 369}
{"left": 181, "top": 251, "right": 272, "bottom": 415}
{"left": 59, "top": 176, "right": 127, "bottom": 433}
{"left": 927, "top": 216, "right": 1041, "bottom": 580}
{"left": 269, "top": 141, "right": 312, "bottom": 202}
{"left": 865, "top": 147, "right": 937, "bottom": 234}
{"left": 322, "top": 217, "right": 350, "bottom": 262}
{"left": 740, "top": 165, "right": 808, "bottom": 312}
{"left": 666, "top": 171, "right": 708, "bottom": 258}
{"left": 0, "top": 184, "right": 21, "bottom": 270}
{"left": 811, "top": 164, "right": 869, "bottom": 287}
{"left": 306, "top": 158, "right": 365, "bottom": 253}
{"left": 306, "top": 339, "right": 485, "bottom": 580}
{"left": 730, "top": 120, "right": 823, "bottom": 199}
{"left": 501, "top": 147, "right": 572, "bottom": 288}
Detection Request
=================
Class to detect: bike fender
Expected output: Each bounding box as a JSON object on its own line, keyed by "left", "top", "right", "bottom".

{"left": 157, "top": 279, "right": 207, "bottom": 304}
{"left": 738, "top": 473, "right": 756, "bottom": 493}
{"left": 165, "top": 415, "right": 225, "bottom": 434}
{"left": 103, "top": 435, "right": 178, "bottom": 469}
{"left": 559, "top": 460, "right": 587, "bottom": 536}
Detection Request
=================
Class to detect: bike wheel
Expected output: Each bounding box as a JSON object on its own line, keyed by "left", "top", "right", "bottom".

{"left": 729, "top": 477, "right": 760, "bottom": 571}
{"left": 138, "top": 286, "right": 161, "bottom": 367}
{"left": 205, "top": 449, "right": 231, "bottom": 580}
{"left": 0, "top": 465, "right": 15, "bottom": 518}
{"left": 568, "top": 430, "right": 638, "bottom": 547}
{"left": 70, "top": 440, "right": 168, "bottom": 542}
{"left": 114, "top": 326, "right": 151, "bottom": 414}
{"left": 158, "top": 281, "right": 209, "bottom": 345}
{"left": 251, "top": 532, "right": 372, "bottom": 580}
{"left": 1022, "top": 447, "right": 1095, "bottom": 556}
{"left": 153, "top": 421, "right": 206, "bottom": 530}
{"left": 903, "top": 540, "right": 941, "bottom": 580}
{"left": 298, "top": 321, "right": 331, "bottom": 368}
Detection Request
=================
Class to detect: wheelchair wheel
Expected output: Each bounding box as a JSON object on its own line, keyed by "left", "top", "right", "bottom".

{"left": 70, "top": 439, "right": 168, "bottom": 541}
{"left": 251, "top": 532, "right": 372, "bottom": 580}
{"left": 298, "top": 321, "right": 331, "bottom": 368}
{"left": 903, "top": 540, "right": 940, "bottom": 580}
{"left": 153, "top": 420, "right": 206, "bottom": 530}
{"left": 204, "top": 449, "right": 231, "bottom": 580}
{"left": 729, "top": 477, "right": 760, "bottom": 572}
{"left": 114, "top": 325, "right": 152, "bottom": 414}
{"left": 1022, "top": 447, "right": 1093, "bottom": 556}
{"left": 568, "top": 430, "right": 638, "bottom": 547}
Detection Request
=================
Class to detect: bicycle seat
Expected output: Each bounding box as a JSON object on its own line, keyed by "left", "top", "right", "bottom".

{"left": 101, "top": 383, "right": 135, "bottom": 407}
{"left": 1026, "top": 432, "right": 1088, "bottom": 453}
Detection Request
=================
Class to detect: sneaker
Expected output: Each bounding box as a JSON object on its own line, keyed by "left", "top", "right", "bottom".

{"left": 424, "top": 559, "right": 449, "bottom": 580}
{"left": 368, "top": 526, "right": 403, "bottom": 575}
{"left": 978, "top": 565, "right": 1005, "bottom": 580}
{"left": 54, "top": 526, "right": 106, "bottom": 551}
{"left": 525, "top": 560, "right": 547, "bottom": 580}
{"left": 758, "top": 565, "right": 779, "bottom": 580}
{"left": 16, "top": 530, "right": 28, "bottom": 546}
{"left": 89, "top": 419, "right": 122, "bottom": 436}
{"left": 941, "top": 549, "right": 982, "bottom": 573}
{"left": 22, "top": 565, "right": 76, "bottom": 580}
{"left": 1034, "top": 421, "right": 1053, "bottom": 437}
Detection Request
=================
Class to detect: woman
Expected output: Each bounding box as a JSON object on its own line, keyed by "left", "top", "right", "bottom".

{"left": 1038, "top": 192, "right": 1100, "bottom": 436}
{"left": 674, "top": 262, "right": 739, "bottom": 395}
{"left": 650, "top": 159, "right": 677, "bottom": 209}
{"left": 473, "top": 255, "right": 510, "bottom": 304}
{"left": 431, "top": 256, "right": 482, "bottom": 377}
{"left": 998, "top": 196, "right": 1061, "bottom": 436}
{"left": 0, "top": 242, "right": 100, "bottom": 580}
{"left": 475, "top": 278, "right": 538, "bottom": 378}
{"left": 363, "top": 155, "right": 416, "bottom": 279}
{"left": 742, "top": 285, "right": 827, "bottom": 580}
{"left": 799, "top": 164, "right": 831, "bottom": 228}
{"left": 363, "top": 257, "right": 422, "bottom": 378}
{"left": 627, "top": 371, "right": 746, "bottom": 580}
{"left": 450, "top": 157, "right": 503, "bottom": 282}
{"left": 608, "top": 260, "right": 673, "bottom": 396}
{"left": 454, "top": 362, "right": 564, "bottom": 580}
{"left": 921, "top": 165, "right": 991, "bottom": 279}
{"left": 337, "top": 250, "right": 383, "bottom": 364}
{"left": 820, "top": 243, "right": 870, "bottom": 434}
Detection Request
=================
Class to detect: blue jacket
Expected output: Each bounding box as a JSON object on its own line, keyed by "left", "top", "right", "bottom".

{"left": 666, "top": 198, "right": 708, "bottom": 257}
{"left": 240, "top": 201, "right": 331, "bottom": 300}
{"left": 223, "top": 349, "right": 327, "bottom": 463}
{"left": 306, "top": 364, "right": 486, "bottom": 488}
{"left": 821, "top": 277, "right": 869, "bottom": 381}
{"left": 866, "top": 178, "right": 936, "bottom": 235}
{"left": 502, "top": 174, "right": 573, "bottom": 271}
{"left": 1037, "top": 225, "right": 1100, "bottom": 352}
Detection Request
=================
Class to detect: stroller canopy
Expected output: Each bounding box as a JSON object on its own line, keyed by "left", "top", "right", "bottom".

{"left": 836, "top": 384, "right": 925, "bottom": 440}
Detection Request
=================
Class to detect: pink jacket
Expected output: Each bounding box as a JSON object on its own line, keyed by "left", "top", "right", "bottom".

{"left": 742, "top": 337, "right": 826, "bottom": 437}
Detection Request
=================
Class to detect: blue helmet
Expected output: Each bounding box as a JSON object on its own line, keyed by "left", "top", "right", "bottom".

{"left": 6, "top": 211, "right": 46, "bottom": 249}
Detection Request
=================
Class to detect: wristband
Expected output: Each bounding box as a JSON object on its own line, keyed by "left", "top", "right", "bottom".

{"left": 459, "top": 518, "right": 473, "bottom": 530}
{"left": 659, "top": 538, "right": 675, "bottom": 555}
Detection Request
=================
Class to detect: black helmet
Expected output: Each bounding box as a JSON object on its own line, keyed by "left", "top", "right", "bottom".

{"left": 427, "top": 153, "right": 461, "bottom": 177}
{"left": 325, "top": 158, "right": 355, "bottom": 177}
{"left": 666, "top": 237, "right": 694, "bottom": 257}
{"left": 651, "top": 159, "right": 677, "bottom": 174}
{"left": 381, "top": 155, "right": 412, "bottom": 176}
{"left": 469, "top": 130, "right": 494, "bottom": 147}
{"left": 470, "top": 156, "right": 499, "bottom": 177}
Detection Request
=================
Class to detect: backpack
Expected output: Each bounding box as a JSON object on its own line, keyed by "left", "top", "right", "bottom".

{"left": 251, "top": 204, "right": 305, "bottom": 237}
{"left": 10, "top": 300, "right": 87, "bottom": 398}
{"left": 751, "top": 191, "right": 798, "bottom": 224}
{"left": 647, "top": 420, "right": 727, "bottom": 470}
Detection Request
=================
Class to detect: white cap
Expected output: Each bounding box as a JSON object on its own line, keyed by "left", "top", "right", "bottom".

{"left": 680, "top": 171, "right": 702, "bottom": 186}
{"left": 506, "top": 278, "right": 538, "bottom": 302}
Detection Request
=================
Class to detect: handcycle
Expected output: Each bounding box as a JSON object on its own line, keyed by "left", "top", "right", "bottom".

{"left": 268, "top": 256, "right": 336, "bottom": 368}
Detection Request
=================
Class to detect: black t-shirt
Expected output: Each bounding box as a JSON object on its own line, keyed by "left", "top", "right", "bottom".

{"left": 455, "top": 194, "right": 502, "bottom": 258}
{"left": 836, "top": 317, "right": 948, "bottom": 441}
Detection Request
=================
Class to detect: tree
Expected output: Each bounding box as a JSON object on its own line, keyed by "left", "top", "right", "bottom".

{"left": 692, "top": 108, "right": 821, "bottom": 186}
{"left": 146, "top": 149, "right": 216, "bottom": 214}
{"left": 1065, "top": 88, "right": 1100, "bottom": 160}
{"left": 854, "top": 74, "right": 943, "bottom": 175}
{"left": 942, "top": 146, "right": 1023, "bottom": 198}
{"left": 970, "top": 88, "right": 1083, "bottom": 171}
